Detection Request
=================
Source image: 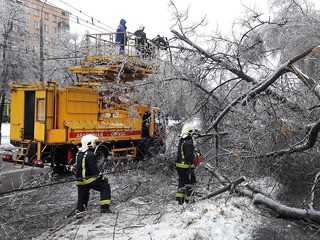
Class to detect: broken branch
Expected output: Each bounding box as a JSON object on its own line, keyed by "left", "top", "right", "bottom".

{"left": 200, "top": 176, "right": 246, "bottom": 200}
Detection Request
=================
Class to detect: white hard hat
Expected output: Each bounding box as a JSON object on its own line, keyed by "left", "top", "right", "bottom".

{"left": 79, "top": 134, "right": 98, "bottom": 152}
{"left": 138, "top": 24, "right": 145, "bottom": 30}
{"left": 181, "top": 124, "right": 195, "bottom": 138}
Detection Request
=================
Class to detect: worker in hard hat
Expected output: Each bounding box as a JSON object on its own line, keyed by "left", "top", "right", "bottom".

{"left": 133, "top": 24, "right": 149, "bottom": 58}
{"left": 134, "top": 24, "right": 146, "bottom": 45}
{"left": 175, "top": 124, "right": 202, "bottom": 205}
{"left": 75, "top": 134, "right": 112, "bottom": 218}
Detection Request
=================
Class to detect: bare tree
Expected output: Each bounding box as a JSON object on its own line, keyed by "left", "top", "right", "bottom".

{"left": 45, "top": 32, "right": 87, "bottom": 85}
{"left": 164, "top": 0, "right": 320, "bottom": 224}
{"left": 0, "top": 0, "right": 28, "bottom": 143}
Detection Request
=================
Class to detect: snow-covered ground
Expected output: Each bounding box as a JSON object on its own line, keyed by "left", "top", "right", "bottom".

{"left": 1, "top": 123, "right": 12, "bottom": 148}
{"left": 1, "top": 123, "right": 261, "bottom": 239}
{"left": 36, "top": 196, "right": 260, "bottom": 240}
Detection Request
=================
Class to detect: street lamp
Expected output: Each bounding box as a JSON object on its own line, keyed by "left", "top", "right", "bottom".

{"left": 40, "top": 0, "right": 47, "bottom": 83}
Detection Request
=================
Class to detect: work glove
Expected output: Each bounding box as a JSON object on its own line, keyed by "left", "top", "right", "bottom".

{"left": 66, "top": 164, "right": 76, "bottom": 173}
{"left": 194, "top": 149, "right": 202, "bottom": 158}
{"left": 97, "top": 173, "right": 105, "bottom": 180}
{"left": 188, "top": 167, "right": 195, "bottom": 180}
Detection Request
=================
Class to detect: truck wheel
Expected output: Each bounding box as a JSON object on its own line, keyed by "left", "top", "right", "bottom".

{"left": 95, "top": 146, "right": 109, "bottom": 172}
{"left": 51, "top": 152, "right": 65, "bottom": 174}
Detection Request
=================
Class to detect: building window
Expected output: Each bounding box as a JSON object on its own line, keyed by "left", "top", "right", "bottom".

{"left": 52, "top": 15, "right": 57, "bottom": 22}
{"left": 44, "top": 12, "right": 49, "bottom": 20}
{"left": 59, "top": 18, "right": 69, "bottom": 29}
{"left": 27, "top": 19, "right": 30, "bottom": 27}
{"left": 52, "top": 27, "right": 57, "bottom": 34}
{"left": 44, "top": 24, "right": 49, "bottom": 32}
{"left": 34, "top": 9, "right": 39, "bottom": 17}
{"left": 44, "top": 48, "right": 49, "bottom": 56}
{"left": 34, "top": 21, "right": 39, "bottom": 29}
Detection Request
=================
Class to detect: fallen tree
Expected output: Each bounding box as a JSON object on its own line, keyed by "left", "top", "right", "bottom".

{"left": 204, "top": 163, "right": 320, "bottom": 224}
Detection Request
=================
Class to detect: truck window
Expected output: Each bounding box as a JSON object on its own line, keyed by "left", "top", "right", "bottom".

{"left": 37, "top": 99, "right": 45, "bottom": 122}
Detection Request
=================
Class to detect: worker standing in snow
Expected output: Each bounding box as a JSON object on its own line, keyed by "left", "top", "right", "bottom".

{"left": 116, "top": 19, "right": 127, "bottom": 54}
{"left": 175, "top": 124, "right": 201, "bottom": 205}
{"left": 75, "top": 134, "right": 112, "bottom": 218}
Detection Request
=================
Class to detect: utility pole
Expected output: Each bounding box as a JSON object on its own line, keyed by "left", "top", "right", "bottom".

{"left": 40, "top": 0, "right": 47, "bottom": 83}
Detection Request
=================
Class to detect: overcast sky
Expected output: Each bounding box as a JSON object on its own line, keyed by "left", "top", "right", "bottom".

{"left": 46, "top": 0, "right": 319, "bottom": 40}
{"left": 45, "top": 0, "right": 266, "bottom": 39}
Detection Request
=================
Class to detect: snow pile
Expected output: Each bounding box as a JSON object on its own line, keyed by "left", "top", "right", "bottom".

{"left": 128, "top": 198, "right": 257, "bottom": 240}
{"left": 1, "top": 123, "right": 13, "bottom": 148}
{"left": 36, "top": 196, "right": 260, "bottom": 240}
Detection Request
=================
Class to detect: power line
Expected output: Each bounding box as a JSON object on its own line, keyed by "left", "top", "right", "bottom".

{"left": 14, "top": 0, "right": 112, "bottom": 34}
{"left": 54, "top": 0, "right": 115, "bottom": 32}
{"left": 45, "top": 0, "right": 114, "bottom": 33}
{"left": 68, "top": 16, "right": 105, "bottom": 33}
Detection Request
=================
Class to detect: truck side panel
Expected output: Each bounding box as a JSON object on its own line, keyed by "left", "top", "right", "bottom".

{"left": 56, "top": 87, "right": 99, "bottom": 130}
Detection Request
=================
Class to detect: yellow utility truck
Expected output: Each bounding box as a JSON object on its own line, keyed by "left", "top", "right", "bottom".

{"left": 8, "top": 32, "right": 168, "bottom": 172}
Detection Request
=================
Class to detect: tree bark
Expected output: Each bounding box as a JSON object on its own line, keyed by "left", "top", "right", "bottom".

{"left": 253, "top": 193, "right": 320, "bottom": 223}
{"left": 0, "top": 92, "right": 5, "bottom": 145}
{"left": 205, "top": 163, "right": 320, "bottom": 224}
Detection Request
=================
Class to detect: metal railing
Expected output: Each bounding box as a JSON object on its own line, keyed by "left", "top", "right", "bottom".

{"left": 85, "top": 32, "right": 162, "bottom": 59}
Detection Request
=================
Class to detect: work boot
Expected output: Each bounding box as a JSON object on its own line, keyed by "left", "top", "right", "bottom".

{"left": 101, "top": 208, "right": 112, "bottom": 213}
{"left": 75, "top": 210, "right": 86, "bottom": 219}
{"left": 101, "top": 208, "right": 113, "bottom": 213}
{"left": 101, "top": 205, "right": 112, "bottom": 213}
{"left": 177, "top": 198, "right": 184, "bottom": 205}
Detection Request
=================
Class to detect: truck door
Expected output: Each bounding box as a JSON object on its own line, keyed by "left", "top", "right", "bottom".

{"left": 23, "top": 91, "right": 35, "bottom": 139}
{"left": 34, "top": 90, "right": 47, "bottom": 142}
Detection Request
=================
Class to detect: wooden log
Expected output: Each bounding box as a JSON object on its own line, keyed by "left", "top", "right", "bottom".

{"left": 204, "top": 163, "right": 320, "bottom": 224}
{"left": 253, "top": 194, "right": 320, "bottom": 223}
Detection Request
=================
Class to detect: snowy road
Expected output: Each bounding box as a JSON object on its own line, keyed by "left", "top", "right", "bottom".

{"left": 0, "top": 123, "right": 50, "bottom": 193}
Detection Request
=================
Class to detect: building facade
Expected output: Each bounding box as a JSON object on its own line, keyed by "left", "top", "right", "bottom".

{"left": 21, "top": 0, "right": 69, "bottom": 53}
{"left": 23, "top": 0, "right": 69, "bottom": 34}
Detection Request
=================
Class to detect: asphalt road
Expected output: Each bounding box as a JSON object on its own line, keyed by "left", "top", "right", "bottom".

{"left": 0, "top": 158, "right": 75, "bottom": 240}
{"left": 0, "top": 159, "right": 51, "bottom": 193}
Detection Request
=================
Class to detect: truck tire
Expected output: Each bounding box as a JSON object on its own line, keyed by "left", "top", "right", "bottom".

{"left": 51, "top": 151, "right": 65, "bottom": 174}
{"left": 95, "top": 145, "right": 109, "bottom": 172}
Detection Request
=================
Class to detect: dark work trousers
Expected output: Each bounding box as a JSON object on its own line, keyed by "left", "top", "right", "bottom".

{"left": 77, "top": 179, "right": 111, "bottom": 212}
{"left": 176, "top": 167, "right": 196, "bottom": 203}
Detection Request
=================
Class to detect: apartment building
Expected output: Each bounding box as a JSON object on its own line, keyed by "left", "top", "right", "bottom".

{"left": 25, "top": 0, "right": 69, "bottom": 34}
{"left": 21, "top": 0, "right": 69, "bottom": 53}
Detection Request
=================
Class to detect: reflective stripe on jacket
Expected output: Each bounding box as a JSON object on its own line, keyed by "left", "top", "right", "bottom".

{"left": 176, "top": 136, "right": 196, "bottom": 169}
{"left": 75, "top": 150, "right": 100, "bottom": 185}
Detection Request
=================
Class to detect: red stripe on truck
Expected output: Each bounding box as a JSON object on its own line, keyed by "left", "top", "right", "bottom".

{"left": 69, "top": 130, "right": 142, "bottom": 139}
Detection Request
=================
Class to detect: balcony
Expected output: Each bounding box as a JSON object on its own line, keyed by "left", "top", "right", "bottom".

{"left": 58, "top": 21, "right": 69, "bottom": 29}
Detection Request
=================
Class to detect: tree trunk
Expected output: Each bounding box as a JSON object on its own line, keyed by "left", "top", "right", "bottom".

{"left": 253, "top": 193, "right": 320, "bottom": 223}
{"left": 0, "top": 92, "right": 4, "bottom": 145}
{"left": 205, "top": 163, "right": 320, "bottom": 224}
